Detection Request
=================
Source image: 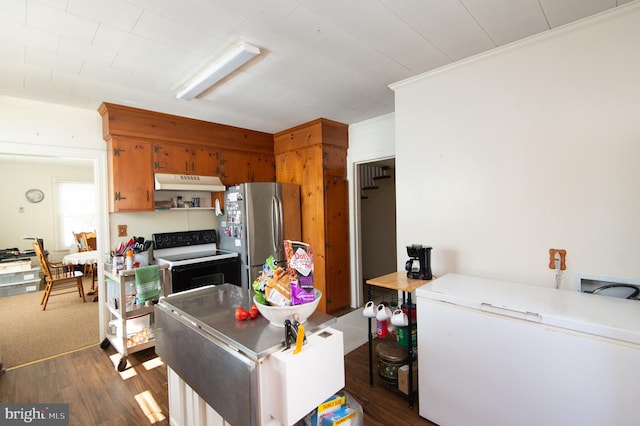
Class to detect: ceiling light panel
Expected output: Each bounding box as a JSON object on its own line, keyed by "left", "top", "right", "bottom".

{"left": 176, "top": 42, "right": 260, "bottom": 100}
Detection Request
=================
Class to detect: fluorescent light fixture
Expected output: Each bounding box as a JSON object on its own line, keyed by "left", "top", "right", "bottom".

{"left": 176, "top": 42, "right": 260, "bottom": 100}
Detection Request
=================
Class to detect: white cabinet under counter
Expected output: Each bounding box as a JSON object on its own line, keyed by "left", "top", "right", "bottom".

{"left": 155, "top": 284, "right": 344, "bottom": 426}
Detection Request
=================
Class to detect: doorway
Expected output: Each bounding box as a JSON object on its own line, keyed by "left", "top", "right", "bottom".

{"left": 357, "top": 159, "right": 397, "bottom": 302}
{"left": 0, "top": 149, "right": 107, "bottom": 369}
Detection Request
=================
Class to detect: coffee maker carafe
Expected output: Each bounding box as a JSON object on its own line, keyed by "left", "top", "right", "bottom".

{"left": 405, "top": 244, "right": 432, "bottom": 280}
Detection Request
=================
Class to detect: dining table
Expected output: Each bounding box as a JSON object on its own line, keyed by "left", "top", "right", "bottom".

{"left": 62, "top": 250, "right": 99, "bottom": 298}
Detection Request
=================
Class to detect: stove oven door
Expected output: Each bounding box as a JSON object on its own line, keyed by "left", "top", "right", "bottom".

{"left": 169, "top": 257, "right": 241, "bottom": 294}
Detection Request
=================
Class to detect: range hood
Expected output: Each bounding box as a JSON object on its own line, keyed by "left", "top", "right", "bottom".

{"left": 154, "top": 173, "right": 226, "bottom": 192}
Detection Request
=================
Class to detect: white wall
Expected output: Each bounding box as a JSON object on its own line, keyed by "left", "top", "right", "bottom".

{"left": 0, "top": 157, "right": 93, "bottom": 252}
{"left": 391, "top": 4, "right": 640, "bottom": 288}
{"left": 109, "top": 210, "right": 220, "bottom": 248}
{"left": 0, "top": 96, "right": 109, "bottom": 253}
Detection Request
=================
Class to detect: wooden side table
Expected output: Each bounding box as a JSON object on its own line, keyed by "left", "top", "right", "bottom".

{"left": 365, "top": 272, "right": 436, "bottom": 409}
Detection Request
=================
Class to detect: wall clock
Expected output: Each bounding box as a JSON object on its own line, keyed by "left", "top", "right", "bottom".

{"left": 25, "top": 188, "right": 45, "bottom": 203}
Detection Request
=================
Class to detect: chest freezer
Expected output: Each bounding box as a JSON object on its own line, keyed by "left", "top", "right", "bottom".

{"left": 416, "top": 273, "right": 640, "bottom": 426}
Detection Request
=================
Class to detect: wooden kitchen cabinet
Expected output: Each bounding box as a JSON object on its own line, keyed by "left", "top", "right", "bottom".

{"left": 107, "top": 138, "right": 154, "bottom": 212}
{"left": 100, "top": 103, "right": 276, "bottom": 213}
{"left": 274, "top": 118, "right": 350, "bottom": 314}
{"left": 153, "top": 143, "right": 191, "bottom": 174}
{"left": 219, "top": 150, "right": 250, "bottom": 186}
{"left": 248, "top": 152, "right": 276, "bottom": 182}
{"left": 154, "top": 143, "right": 220, "bottom": 176}
{"left": 220, "top": 151, "right": 276, "bottom": 185}
{"left": 190, "top": 147, "right": 220, "bottom": 176}
{"left": 324, "top": 176, "right": 350, "bottom": 308}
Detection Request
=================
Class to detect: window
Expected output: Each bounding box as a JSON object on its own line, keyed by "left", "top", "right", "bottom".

{"left": 57, "top": 180, "right": 96, "bottom": 248}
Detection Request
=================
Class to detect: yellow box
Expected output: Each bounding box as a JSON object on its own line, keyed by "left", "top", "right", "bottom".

{"left": 397, "top": 364, "right": 418, "bottom": 395}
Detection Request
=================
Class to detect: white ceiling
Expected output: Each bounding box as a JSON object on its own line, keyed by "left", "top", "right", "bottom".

{"left": 0, "top": 0, "right": 634, "bottom": 134}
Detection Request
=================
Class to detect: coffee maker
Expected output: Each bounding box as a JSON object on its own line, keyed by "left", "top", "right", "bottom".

{"left": 405, "top": 244, "right": 433, "bottom": 280}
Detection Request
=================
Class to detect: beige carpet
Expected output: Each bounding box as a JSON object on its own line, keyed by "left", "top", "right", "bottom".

{"left": 0, "top": 277, "right": 99, "bottom": 369}
{"left": 0, "top": 280, "right": 369, "bottom": 367}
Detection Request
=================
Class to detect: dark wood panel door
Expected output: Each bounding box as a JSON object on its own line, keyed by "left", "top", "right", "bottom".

{"left": 324, "top": 176, "right": 350, "bottom": 312}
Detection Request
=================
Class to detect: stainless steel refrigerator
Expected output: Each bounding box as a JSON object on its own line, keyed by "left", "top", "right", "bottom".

{"left": 218, "top": 182, "right": 301, "bottom": 289}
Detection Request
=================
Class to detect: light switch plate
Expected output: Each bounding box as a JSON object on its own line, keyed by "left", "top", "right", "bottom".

{"left": 118, "top": 225, "right": 127, "bottom": 237}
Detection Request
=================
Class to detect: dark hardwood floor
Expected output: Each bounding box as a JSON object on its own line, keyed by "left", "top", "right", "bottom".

{"left": 0, "top": 345, "right": 169, "bottom": 426}
{"left": 0, "top": 340, "right": 435, "bottom": 425}
{"left": 345, "top": 339, "right": 436, "bottom": 426}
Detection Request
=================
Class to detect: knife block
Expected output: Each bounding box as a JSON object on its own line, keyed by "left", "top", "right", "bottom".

{"left": 263, "top": 327, "right": 345, "bottom": 425}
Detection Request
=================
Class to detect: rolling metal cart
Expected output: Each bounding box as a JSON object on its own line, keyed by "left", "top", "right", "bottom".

{"left": 101, "top": 265, "right": 169, "bottom": 371}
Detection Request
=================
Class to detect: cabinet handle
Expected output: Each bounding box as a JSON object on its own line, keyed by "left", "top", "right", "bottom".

{"left": 147, "top": 190, "right": 149, "bottom": 201}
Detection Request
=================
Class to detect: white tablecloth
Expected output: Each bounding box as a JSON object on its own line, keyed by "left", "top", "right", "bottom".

{"left": 62, "top": 250, "right": 98, "bottom": 265}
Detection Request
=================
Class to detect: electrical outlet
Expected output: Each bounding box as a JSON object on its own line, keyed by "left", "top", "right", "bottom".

{"left": 118, "top": 225, "right": 127, "bottom": 237}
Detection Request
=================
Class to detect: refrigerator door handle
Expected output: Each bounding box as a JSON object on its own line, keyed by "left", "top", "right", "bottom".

{"left": 480, "top": 302, "right": 542, "bottom": 322}
{"left": 272, "top": 196, "right": 283, "bottom": 252}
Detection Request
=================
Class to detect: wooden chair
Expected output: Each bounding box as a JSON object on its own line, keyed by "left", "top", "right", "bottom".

{"left": 72, "top": 232, "right": 86, "bottom": 251}
{"left": 72, "top": 231, "right": 98, "bottom": 292}
{"left": 33, "top": 239, "right": 85, "bottom": 311}
{"left": 82, "top": 231, "right": 98, "bottom": 293}
{"left": 81, "top": 231, "right": 97, "bottom": 251}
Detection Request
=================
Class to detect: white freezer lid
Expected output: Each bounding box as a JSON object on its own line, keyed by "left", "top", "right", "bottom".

{"left": 416, "top": 273, "right": 640, "bottom": 345}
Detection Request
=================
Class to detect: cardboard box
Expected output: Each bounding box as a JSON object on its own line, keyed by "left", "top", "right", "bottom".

{"left": 398, "top": 364, "right": 418, "bottom": 395}
{"left": 320, "top": 407, "right": 358, "bottom": 426}
{"left": 308, "top": 393, "right": 347, "bottom": 426}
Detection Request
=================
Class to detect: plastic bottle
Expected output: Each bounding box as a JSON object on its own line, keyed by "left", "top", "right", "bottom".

{"left": 125, "top": 250, "right": 134, "bottom": 270}
{"left": 376, "top": 320, "right": 388, "bottom": 338}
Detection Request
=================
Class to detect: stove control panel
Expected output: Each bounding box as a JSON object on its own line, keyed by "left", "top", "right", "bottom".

{"left": 152, "top": 229, "right": 217, "bottom": 250}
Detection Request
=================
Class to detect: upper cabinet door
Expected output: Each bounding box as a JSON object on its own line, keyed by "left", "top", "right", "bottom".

{"left": 153, "top": 143, "right": 191, "bottom": 174}
{"left": 248, "top": 153, "right": 276, "bottom": 182}
{"left": 219, "top": 150, "right": 250, "bottom": 186}
{"left": 109, "top": 138, "right": 154, "bottom": 212}
{"left": 155, "top": 143, "right": 220, "bottom": 176}
{"left": 190, "top": 147, "right": 220, "bottom": 176}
